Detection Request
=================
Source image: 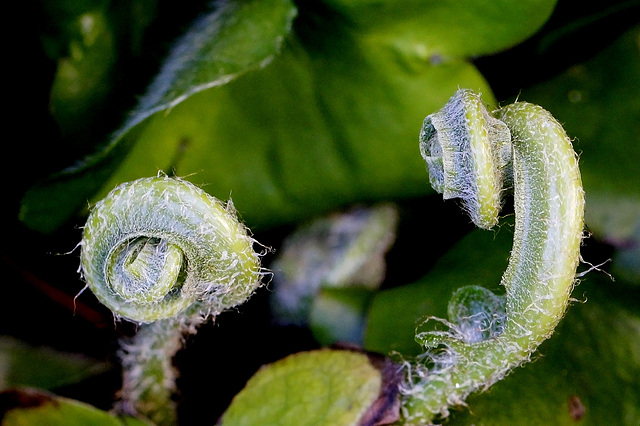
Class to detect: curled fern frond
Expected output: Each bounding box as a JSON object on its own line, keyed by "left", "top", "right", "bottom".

{"left": 404, "top": 90, "right": 584, "bottom": 424}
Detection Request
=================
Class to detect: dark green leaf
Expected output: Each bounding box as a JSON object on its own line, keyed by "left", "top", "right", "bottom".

{"left": 316, "top": 0, "right": 558, "bottom": 57}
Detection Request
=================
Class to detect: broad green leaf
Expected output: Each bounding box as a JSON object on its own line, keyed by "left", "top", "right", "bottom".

{"left": 20, "top": 0, "right": 534, "bottom": 233}
{"left": 220, "top": 348, "right": 400, "bottom": 426}
{"left": 0, "top": 337, "right": 110, "bottom": 391}
{"left": 317, "top": 0, "right": 558, "bottom": 57}
{"left": 0, "top": 388, "right": 149, "bottom": 426}
{"left": 520, "top": 26, "right": 640, "bottom": 283}
{"left": 20, "top": 0, "right": 298, "bottom": 233}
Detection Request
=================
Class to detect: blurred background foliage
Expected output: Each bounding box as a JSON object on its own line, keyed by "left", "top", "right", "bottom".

{"left": 3, "top": 0, "right": 640, "bottom": 424}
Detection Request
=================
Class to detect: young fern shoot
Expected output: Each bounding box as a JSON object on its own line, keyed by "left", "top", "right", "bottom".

{"left": 80, "top": 175, "right": 263, "bottom": 425}
{"left": 403, "top": 89, "right": 584, "bottom": 423}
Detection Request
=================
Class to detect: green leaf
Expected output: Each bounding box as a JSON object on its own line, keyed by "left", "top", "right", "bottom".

{"left": 220, "top": 348, "right": 400, "bottom": 426}
{"left": 0, "top": 388, "right": 150, "bottom": 426}
{"left": 316, "top": 0, "right": 558, "bottom": 57}
{"left": 0, "top": 337, "right": 110, "bottom": 391}
{"left": 20, "top": 0, "right": 298, "bottom": 234}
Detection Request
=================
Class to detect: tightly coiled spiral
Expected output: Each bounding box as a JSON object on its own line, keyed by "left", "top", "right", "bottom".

{"left": 80, "top": 175, "right": 262, "bottom": 324}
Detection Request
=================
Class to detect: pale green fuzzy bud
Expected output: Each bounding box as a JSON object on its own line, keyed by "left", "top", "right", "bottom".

{"left": 80, "top": 175, "right": 262, "bottom": 323}
{"left": 79, "top": 175, "right": 263, "bottom": 425}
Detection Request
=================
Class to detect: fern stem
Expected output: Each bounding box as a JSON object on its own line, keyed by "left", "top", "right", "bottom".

{"left": 405, "top": 91, "right": 584, "bottom": 423}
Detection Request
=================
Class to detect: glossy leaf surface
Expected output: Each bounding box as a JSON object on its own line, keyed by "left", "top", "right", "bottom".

{"left": 321, "top": 0, "right": 557, "bottom": 57}
{"left": 20, "top": 0, "right": 559, "bottom": 233}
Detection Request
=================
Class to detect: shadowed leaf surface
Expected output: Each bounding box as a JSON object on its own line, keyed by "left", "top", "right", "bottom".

{"left": 0, "top": 388, "right": 149, "bottom": 426}
{"left": 0, "top": 337, "right": 110, "bottom": 391}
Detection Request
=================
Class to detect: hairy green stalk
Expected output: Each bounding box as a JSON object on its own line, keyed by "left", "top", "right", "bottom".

{"left": 404, "top": 90, "right": 584, "bottom": 423}
{"left": 117, "top": 319, "right": 184, "bottom": 425}
{"left": 80, "top": 175, "right": 263, "bottom": 425}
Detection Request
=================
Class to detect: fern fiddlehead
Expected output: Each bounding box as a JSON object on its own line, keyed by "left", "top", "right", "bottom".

{"left": 80, "top": 175, "right": 263, "bottom": 425}
{"left": 402, "top": 89, "right": 585, "bottom": 423}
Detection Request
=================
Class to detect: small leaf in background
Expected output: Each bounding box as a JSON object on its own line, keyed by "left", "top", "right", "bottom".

{"left": 40, "top": 1, "right": 114, "bottom": 140}
{"left": 270, "top": 203, "right": 398, "bottom": 327}
{"left": 0, "top": 337, "right": 110, "bottom": 391}
{"left": 220, "top": 348, "right": 401, "bottom": 426}
{"left": 47, "top": 7, "right": 117, "bottom": 144}
{"left": 0, "top": 388, "right": 149, "bottom": 426}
